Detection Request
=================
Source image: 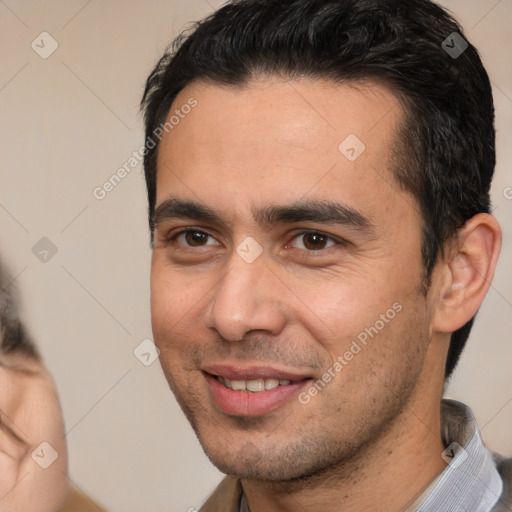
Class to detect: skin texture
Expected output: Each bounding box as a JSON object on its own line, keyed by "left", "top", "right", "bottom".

{"left": 150, "top": 77, "right": 501, "bottom": 511}
{"left": 0, "top": 353, "right": 68, "bottom": 512}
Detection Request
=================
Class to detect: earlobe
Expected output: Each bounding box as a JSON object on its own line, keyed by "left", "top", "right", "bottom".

{"left": 433, "top": 213, "right": 502, "bottom": 333}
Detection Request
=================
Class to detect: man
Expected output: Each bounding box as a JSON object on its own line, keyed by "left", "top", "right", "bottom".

{"left": 141, "top": 0, "right": 511, "bottom": 510}
{"left": 0, "top": 259, "right": 105, "bottom": 511}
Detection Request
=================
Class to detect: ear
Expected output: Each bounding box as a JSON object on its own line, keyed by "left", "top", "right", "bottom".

{"left": 433, "top": 213, "right": 502, "bottom": 333}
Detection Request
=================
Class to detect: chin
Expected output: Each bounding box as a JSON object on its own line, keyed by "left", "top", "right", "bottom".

{"left": 198, "top": 433, "right": 336, "bottom": 483}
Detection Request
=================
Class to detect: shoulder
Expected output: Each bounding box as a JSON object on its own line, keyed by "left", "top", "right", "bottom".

{"left": 199, "top": 476, "right": 242, "bottom": 512}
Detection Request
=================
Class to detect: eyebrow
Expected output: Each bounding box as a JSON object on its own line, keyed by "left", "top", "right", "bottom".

{"left": 153, "top": 198, "right": 226, "bottom": 228}
{"left": 253, "top": 200, "right": 373, "bottom": 232}
{"left": 153, "top": 197, "right": 374, "bottom": 234}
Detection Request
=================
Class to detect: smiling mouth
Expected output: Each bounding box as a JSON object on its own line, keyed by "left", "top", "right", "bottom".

{"left": 203, "top": 369, "right": 313, "bottom": 416}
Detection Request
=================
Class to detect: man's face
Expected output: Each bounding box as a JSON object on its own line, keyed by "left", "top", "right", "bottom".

{"left": 151, "top": 78, "right": 441, "bottom": 480}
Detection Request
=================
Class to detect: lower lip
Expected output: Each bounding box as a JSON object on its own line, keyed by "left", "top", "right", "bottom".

{"left": 204, "top": 373, "right": 310, "bottom": 417}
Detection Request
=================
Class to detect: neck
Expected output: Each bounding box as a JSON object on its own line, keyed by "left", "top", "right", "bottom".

{"left": 242, "top": 377, "right": 446, "bottom": 512}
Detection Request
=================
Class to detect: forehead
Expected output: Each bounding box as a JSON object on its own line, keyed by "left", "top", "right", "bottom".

{"left": 155, "top": 77, "right": 408, "bottom": 217}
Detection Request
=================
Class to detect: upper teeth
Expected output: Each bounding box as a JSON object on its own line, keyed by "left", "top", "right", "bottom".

{"left": 217, "top": 376, "right": 292, "bottom": 392}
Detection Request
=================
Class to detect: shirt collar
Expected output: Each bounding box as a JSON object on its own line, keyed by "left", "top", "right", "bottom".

{"left": 415, "top": 398, "right": 502, "bottom": 512}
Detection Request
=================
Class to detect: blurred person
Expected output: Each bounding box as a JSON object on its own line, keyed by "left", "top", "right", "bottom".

{"left": 0, "top": 259, "right": 106, "bottom": 511}
{"left": 141, "top": 0, "right": 511, "bottom": 511}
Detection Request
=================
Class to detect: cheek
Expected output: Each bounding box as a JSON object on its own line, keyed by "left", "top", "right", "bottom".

{"left": 151, "top": 263, "right": 188, "bottom": 332}
{"left": 30, "top": 385, "right": 67, "bottom": 442}
{"left": 297, "top": 275, "right": 419, "bottom": 378}
{"left": 151, "top": 254, "right": 211, "bottom": 309}
{"left": 288, "top": 275, "right": 391, "bottom": 350}
{"left": 150, "top": 262, "right": 208, "bottom": 367}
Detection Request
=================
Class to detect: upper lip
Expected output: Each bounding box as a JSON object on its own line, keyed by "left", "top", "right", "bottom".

{"left": 202, "top": 363, "right": 312, "bottom": 382}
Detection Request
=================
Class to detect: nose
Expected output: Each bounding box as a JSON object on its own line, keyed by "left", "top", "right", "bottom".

{"left": 204, "top": 251, "right": 287, "bottom": 342}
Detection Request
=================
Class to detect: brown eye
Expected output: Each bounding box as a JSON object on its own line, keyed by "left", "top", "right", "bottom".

{"left": 303, "top": 233, "right": 327, "bottom": 250}
{"left": 176, "top": 230, "right": 217, "bottom": 247}
{"left": 291, "top": 232, "right": 336, "bottom": 251}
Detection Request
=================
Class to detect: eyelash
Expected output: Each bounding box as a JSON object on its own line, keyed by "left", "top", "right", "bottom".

{"left": 167, "top": 228, "right": 343, "bottom": 252}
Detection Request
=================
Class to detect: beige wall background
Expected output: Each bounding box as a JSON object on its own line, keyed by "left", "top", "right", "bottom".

{"left": 0, "top": 1, "right": 510, "bottom": 511}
